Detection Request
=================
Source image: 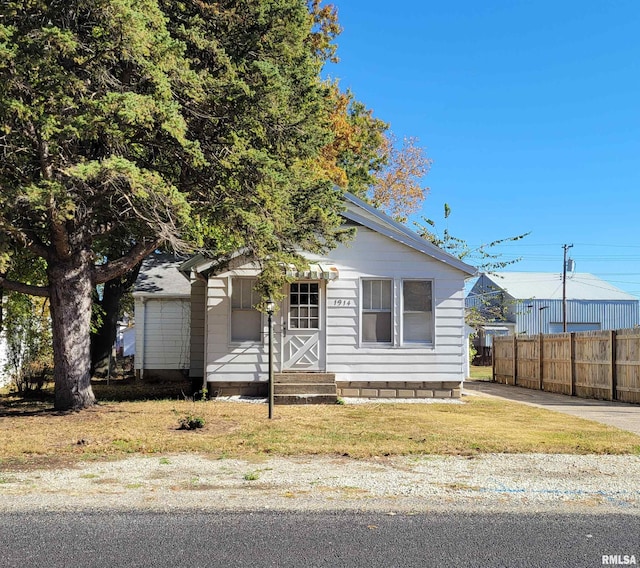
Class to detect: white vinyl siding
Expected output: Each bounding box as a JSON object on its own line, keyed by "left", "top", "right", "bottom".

{"left": 402, "top": 280, "right": 433, "bottom": 344}
{"left": 204, "top": 269, "right": 271, "bottom": 383}
{"left": 320, "top": 226, "right": 467, "bottom": 384}
{"left": 231, "top": 278, "right": 261, "bottom": 342}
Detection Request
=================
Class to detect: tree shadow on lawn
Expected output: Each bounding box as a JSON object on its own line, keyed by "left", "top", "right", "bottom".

{"left": 91, "top": 376, "right": 194, "bottom": 402}
{"left": 0, "top": 392, "right": 59, "bottom": 417}
{"left": 0, "top": 374, "right": 194, "bottom": 415}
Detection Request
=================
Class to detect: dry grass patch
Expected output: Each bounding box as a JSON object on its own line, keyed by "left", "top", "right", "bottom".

{"left": 0, "top": 395, "right": 639, "bottom": 470}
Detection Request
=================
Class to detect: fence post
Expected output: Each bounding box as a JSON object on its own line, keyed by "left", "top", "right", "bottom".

{"left": 492, "top": 339, "right": 496, "bottom": 382}
{"left": 512, "top": 335, "right": 518, "bottom": 386}
{"left": 538, "top": 333, "right": 543, "bottom": 391}
{"left": 610, "top": 330, "right": 617, "bottom": 401}
{"left": 569, "top": 332, "right": 576, "bottom": 397}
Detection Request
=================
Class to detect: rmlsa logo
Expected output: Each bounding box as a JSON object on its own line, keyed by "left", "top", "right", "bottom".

{"left": 602, "top": 555, "right": 637, "bottom": 565}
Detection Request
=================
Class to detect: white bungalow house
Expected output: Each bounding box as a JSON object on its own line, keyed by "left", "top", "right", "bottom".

{"left": 135, "top": 193, "right": 476, "bottom": 401}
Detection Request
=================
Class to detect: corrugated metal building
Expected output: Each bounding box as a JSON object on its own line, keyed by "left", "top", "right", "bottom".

{"left": 467, "top": 272, "right": 640, "bottom": 340}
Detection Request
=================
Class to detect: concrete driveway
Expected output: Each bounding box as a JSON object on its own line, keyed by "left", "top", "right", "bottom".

{"left": 464, "top": 380, "right": 640, "bottom": 436}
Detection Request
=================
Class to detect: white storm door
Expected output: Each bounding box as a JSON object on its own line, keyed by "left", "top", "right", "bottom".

{"left": 282, "top": 282, "right": 324, "bottom": 371}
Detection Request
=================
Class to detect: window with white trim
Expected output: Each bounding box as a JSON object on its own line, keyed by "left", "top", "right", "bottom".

{"left": 231, "top": 278, "right": 261, "bottom": 342}
{"left": 402, "top": 280, "right": 433, "bottom": 343}
{"left": 361, "top": 279, "right": 392, "bottom": 343}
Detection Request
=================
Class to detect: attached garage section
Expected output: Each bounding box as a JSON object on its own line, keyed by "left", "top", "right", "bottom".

{"left": 133, "top": 253, "right": 192, "bottom": 381}
{"left": 135, "top": 298, "right": 190, "bottom": 379}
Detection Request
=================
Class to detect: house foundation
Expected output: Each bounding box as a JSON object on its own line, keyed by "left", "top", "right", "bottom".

{"left": 336, "top": 381, "right": 462, "bottom": 399}
{"left": 204, "top": 380, "right": 462, "bottom": 400}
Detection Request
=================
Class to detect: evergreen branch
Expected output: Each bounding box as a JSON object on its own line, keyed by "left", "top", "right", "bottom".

{"left": 0, "top": 219, "right": 52, "bottom": 261}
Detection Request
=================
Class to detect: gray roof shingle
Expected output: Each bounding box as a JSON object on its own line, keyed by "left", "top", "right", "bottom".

{"left": 133, "top": 253, "right": 191, "bottom": 297}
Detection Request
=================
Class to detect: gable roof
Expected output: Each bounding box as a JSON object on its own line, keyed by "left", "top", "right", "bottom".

{"left": 479, "top": 272, "right": 638, "bottom": 301}
{"left": 176, "top": 193, "right": 476, "bottom": 278}
{"left": 342, "top": 193, "right": 476, "bottom": 276}
{"left": 133, "top": 252, "right": 191, "bottom": 297}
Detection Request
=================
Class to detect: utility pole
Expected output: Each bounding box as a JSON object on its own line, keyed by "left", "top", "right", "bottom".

{"left": 562, "top": 244, "right": 573, "bottom": 332}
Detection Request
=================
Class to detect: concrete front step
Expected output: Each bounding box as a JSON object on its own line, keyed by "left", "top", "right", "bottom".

{"left": 274, "top": 394, "right": 338, "bottom": 405}
{"left": 273, "top": 373, "right": 337, "bottom": 404}
{"left": 274, "top": 382, "right": 337, "bottom": 396}
{"left": 274, "top": 372, "right": 336, "bottom": 384}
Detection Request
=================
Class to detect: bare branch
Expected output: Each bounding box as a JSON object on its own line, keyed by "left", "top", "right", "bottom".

{"left": 0, "top": 275, "right": 49, "bottom": 297}
{"left": 93, "top": 240, "right": 160, "bottom": 284}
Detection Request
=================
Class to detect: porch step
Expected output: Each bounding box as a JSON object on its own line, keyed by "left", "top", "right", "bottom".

{"left": 274, "top": 382, "right": 337, "bottom": 395}
{"left": 274, "top": 372, "right": 336, "bottom": 384}
{"left": 274, "top": 394, "right": 338, "bottom": 405}
{"left": 273, "top": 373, "right": 337, "bottom": 404}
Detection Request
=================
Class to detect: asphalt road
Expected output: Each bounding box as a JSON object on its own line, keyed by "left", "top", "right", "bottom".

{"left": 1, "top": 511, "right": 638, "bottom": 568}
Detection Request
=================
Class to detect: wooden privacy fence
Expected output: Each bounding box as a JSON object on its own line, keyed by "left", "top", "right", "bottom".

{"left": 493, "top": 329, "right": 640, "bottom": 404}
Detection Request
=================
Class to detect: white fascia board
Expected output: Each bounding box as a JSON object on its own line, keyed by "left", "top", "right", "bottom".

{"left": 178, "top": 248, "right": 253, "bottom": 279}
{"left": 132, "top": 292, "right": 191, "bottom": 299}
{"left": 177, "top": 253, "right": 208, "bottom": 277}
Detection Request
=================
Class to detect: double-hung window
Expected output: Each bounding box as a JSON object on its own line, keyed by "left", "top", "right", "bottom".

{"left": 231, "top": 278, "right": 261, "bottom": 342}
{"left": 402, "top": 280, "right": 433, "bottom": 343}
{"left": 361, "top": 279, "right": 392, "bottom": 344}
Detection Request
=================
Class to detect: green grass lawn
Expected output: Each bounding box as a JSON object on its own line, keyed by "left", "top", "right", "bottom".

{"left": 469, "top": 365, "right": 493, "bottom": 381}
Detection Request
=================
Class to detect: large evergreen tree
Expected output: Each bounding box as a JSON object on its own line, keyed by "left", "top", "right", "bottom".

{"left": 0, "top": 0, "right": 347, "bottom": 410}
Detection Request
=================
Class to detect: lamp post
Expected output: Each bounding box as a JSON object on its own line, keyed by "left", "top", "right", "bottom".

{"left": 266, "top": 298, "right": 275, "bottom": 419}
{"left": 539, "top": 306, "right": 549, "bottom": 335}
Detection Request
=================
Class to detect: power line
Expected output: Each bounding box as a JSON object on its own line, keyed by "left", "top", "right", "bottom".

{"left": 473, "top": 242, "right": 640, "bottom": 249}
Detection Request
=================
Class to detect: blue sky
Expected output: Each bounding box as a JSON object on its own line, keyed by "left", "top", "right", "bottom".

{"left": 325, "top": 1, "right": 640, "bottom": 296}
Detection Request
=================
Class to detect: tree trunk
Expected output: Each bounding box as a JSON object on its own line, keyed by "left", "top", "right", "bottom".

{"left": 91, "top": 263, "right": 142, "bottom": 376}
{"left": 48, "top": 251, "right": 96, "bottom": 410}
{"left": 91, "top": 280, "right": 124, "bottom": 377}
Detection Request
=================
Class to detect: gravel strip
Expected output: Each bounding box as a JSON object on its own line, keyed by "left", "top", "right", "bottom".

{"left": 214, "top": 396, "right": 463, "bottom": 405}
{"left": 1, "top": 453, "right": 639, "bottom": 514}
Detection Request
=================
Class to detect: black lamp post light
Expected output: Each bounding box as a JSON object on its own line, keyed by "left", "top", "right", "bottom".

{"left": 266, "top": 298, "right": 275, "bottom": 419}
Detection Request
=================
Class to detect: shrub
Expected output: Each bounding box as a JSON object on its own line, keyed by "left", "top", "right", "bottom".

{"left": 178, "top": 414, "right": 205, "bottom": 430}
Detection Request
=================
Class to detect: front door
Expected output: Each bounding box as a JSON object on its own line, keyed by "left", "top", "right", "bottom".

{"left": 282, "top": 281, "right": 324, "bottom": 371}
